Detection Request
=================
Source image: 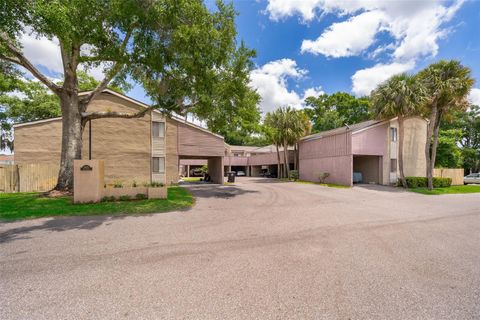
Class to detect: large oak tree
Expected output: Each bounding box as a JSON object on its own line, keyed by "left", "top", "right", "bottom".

{"left": 0, "top": 0, "right": 244, "bottom": 191}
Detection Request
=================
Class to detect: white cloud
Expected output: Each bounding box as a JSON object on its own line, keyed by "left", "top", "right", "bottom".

{"left": 469, "top": 88, "right": 480, "bottom": 106}
{"left": 249, "top": 59, "right": 322, "bottom": 113}
{"left": 20, "top": 32, "right": 63, "bottom": 74}
{"left": 301, "top": 10, "right": 385, "bottom": 57}
{"left": 351, "top": 60, "right": 415, "bottom": 96}
{"left": 19, "top": 31, "right": 106, "bottom": 81}
{"left": 269, "top": 0, "right": 463, "bottom": 61}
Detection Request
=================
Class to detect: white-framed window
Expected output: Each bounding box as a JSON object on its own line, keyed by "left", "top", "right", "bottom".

{"left": 152, "top": 157, "right": 165, "bottom": 173}
{"left": 390, "top": 127, "right": 398, "bottom": 142}
{"left": 152, "top": 122, "right": 165, "bottom": 138}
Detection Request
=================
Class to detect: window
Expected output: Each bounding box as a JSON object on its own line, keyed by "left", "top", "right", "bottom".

{"left": 152, "top": 122, "right": 165, "bottom": 138}
{"left": 390, "top": 159, "right": 397, "bottom": 173}
{"left": 390, "top": 127, "right": 397, "bottom": 142}
{"left": 152, "top": 157, "right": 165, "bottom": 173}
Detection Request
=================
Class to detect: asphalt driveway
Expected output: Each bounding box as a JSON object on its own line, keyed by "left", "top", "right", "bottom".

{"left": 1, "top": 178, "right": 479, "bottom": 319}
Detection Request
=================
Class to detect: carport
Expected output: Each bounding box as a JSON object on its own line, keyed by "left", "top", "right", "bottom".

{"left": 175, "top": 120, "right": 225, "bottom": 184}
{"left": 353, "top": 155, "right": 382, "bottom": 184}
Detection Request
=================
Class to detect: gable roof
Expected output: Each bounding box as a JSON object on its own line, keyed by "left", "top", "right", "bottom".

{"left": 301, "top": 119, "right": 384, "bottom": 142}
{"left": 13, "top": 89, "right": 224, "bottom": 139}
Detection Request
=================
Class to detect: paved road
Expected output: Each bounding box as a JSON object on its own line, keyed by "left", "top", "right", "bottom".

{"left": 1, "top": 178, "right": 479, "bottom": 319}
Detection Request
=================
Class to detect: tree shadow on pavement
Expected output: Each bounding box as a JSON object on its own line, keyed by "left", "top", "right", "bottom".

{"left": 353, "top": 184, "right": 406, "bottom": 193}
{"left": 0, "top": 214, "right": 129, "bottom": 244}
{"left": 185, "top": 184, "right": 259, "bottom": 199}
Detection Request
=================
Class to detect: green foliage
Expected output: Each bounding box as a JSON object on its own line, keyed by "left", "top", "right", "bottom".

{"left": 113, "top": 181, "right": 123, "bottom": 188}
{"left": 304, "top": 92, "right": 371, "bottom": 133}
{"left": 149, "top": 181, "right": 164, "bottom": 187}
{"left": 317, "top": 172, "right": 330, "bottom": 183}
{"left": 404, "top": 177, "right": 452, "bottom": 188}
{"left": 200, "top": 165, "right": 208, "bottom": 174}
{"left": 288, "top": 170, "right": 299, "bottom": 181}
{"left": 119, "top": 195, "right": 131, "bottom": 201}
{"left": 0, "top": 187, "right": 193, "bottom": 221}
{"left": 409, "top": 185, "right": 480, "bottom": 195}
{"left": 436, "top": 129, "right": 463, "bottom": 168}
{"left": 136, "top": 193, "right": 147, "bottom": 200}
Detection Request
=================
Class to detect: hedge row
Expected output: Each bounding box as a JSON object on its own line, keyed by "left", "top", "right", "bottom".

{"left": 400, "top": 176, "right": 452, "bottom": 188}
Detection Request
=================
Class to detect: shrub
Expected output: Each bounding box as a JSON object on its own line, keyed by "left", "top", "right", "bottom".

{"left": 404, "top": 176, "right": 452, "bottom": 188}
{"left": 136, "top": 193, "right": 147, "bottom": 200}
{"left": 113, "top": 180, "right": 123, "bottom": 188}
{"left": 318, "top": 172, "right": 330, "bottom": 183}
{"left": 132, "top": 180, "right": 138, "bottom": 187}
{"left": 101, "top": 196, "right": 116, "bottom": 202}
{"left": 150, "top": 181, "right": 164, "bottom": 187}
{"left": 289, "top": 170, "right": 299, "bottom": 181}
{"left": 119, "top": 195, "right": 131, "bottom": 201}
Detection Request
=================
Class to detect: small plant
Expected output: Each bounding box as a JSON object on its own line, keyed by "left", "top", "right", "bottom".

{"left": 136, "top": 193, "right": 147, "bottom": 200}
{"left": 142, "top": 181, "right": 150, "bottom": 187}
{"left": 119, "top": 195, "right": 131, "bottom": 201}
{"left": 150, "top": 181, "right": 164, "bottom": 187}
{"left": 318, "top": 172, "right": 330, "bottom": 183}
{"left": 101, "top": 196, "right": 116, "bottom": 202}
{"left": 132, "top": 180, "right": 138, "bottom": 187}
{"left": 289, "top": 170, "right": 299, "bottom": 181}
{"left": 113, "top": 180, "right": 123, "bottom": 188}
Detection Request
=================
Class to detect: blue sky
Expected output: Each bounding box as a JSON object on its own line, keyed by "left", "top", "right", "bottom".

{"left": 17, "top": 0, "right": 480, "bottom": 113}
{"left": 196, "top": 0, "right": 480, "bottom": 113}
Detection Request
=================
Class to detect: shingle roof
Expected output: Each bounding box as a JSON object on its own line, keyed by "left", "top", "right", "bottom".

{"left": 301, "top": 119, "right": 384, "bottom": 141}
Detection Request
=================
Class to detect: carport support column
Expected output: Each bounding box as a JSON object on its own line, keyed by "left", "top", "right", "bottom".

{"left": 208, "top": 157, "right": 224, "bottom": 184}
{"left": 187, "top": 165, "right": 190, "bottom": 177}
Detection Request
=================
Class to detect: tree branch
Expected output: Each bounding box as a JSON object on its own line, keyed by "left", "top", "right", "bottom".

{"left": 81, "top": 105, "right": 154, "bottom": 122}
{"left": 0, "top": 32, "right": 61, "bottom": 94}
{"left": 80, "top": 28, "right": 134, "bottom": 107}
{"left": 81, "top": 100, "right": 198, "bottom": 122}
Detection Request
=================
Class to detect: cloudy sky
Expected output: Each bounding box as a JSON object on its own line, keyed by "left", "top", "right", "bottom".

{"left": 17, "top": 0, "right": 480, "bottom": 113}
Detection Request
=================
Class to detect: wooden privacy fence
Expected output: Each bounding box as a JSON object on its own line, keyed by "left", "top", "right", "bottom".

{"left": 433, "top": 168, "right": 464, "bottom": 186}
{"left": 0, "top": 163, "right": 59, "bottom": 193}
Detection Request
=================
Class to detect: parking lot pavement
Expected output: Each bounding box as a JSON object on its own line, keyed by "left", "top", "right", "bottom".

{"left": 1, "top": 177, "right": 479, "bottom": 319}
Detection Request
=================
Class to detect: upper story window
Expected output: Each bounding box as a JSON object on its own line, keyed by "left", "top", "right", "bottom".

{"left": 152, "top": 122, "right": 165, "bottom": 138}
{"left": 390, "top": 127, "right": 398, "bottom": 142}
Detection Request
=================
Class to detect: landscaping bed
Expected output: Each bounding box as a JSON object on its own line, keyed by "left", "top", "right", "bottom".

{"left": 0, "top": 187, "right": 194, "bottom": 221}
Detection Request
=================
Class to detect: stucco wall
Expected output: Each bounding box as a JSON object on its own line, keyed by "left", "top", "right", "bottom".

{"left": 299, "top": 131, "right": 353, "bottom": 186}
{"left": 14, "top": 92, "right": 152, "bottom": 184}
{"left": 177, "top": 122, "right": 224, "bottom": 157}
{"left": 402, "top": 117, "right": 427, "bottom": 177}
{"left": 14, "top": 119, "right": 62, "bottom": 165}
{"left": 165, "top": 118, "right": 180, "bottom": 185}
{"left": 83, "top": 93, "right": 151, "bottom": 184}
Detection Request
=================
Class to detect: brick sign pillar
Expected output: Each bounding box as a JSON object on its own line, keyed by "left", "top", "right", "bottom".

{"left": 74, "top": 160, "right": 105, "bottom": 203}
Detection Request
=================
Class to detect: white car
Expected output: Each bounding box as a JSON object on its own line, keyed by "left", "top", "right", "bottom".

{"left": 236, "top": 171, "right": 246, "bottom": 176}
{"left": 464, "top": 173, "right": 480, "bottom": 184}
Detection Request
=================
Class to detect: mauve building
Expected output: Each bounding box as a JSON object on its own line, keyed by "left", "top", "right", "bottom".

{"left": 299, "top": 117, "right": 427, "bottom": 186}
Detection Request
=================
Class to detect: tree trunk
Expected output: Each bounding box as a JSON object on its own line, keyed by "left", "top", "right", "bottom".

{"left": 293, "top": 143, "right": 297, "bottom": 170}
{"left": 275, "top": 144, "right": 281, "bottom": 179}
{"left": 55, "top": 92, "right": 84, "bottom": 191}
{"left": 425, "top": 103, "right": 438, "bottom": 190}
{"left": 397, "top": 116, "right": 407, "bottom": 188}
{"left": 429, "top": 110, "right": 442, "bottom": 189}
{"left": 283, "top": 141, "right": 289, "bottom": 179}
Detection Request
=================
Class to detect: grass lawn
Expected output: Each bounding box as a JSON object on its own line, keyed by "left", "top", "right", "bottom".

{"left": 0, "top": 186, "right": 194, "bottom": 221}
{"left": 181, "top": 177, "right": 202, "bottom": 182}
{"left": 409, "top": 184, "right": 480, "bottom": 195}
{"left": 278, "top": 179, "right": 350, "bottom": 188}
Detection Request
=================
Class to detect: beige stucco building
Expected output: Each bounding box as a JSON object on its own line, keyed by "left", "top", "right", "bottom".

{"left": 13, "top": 89, "right": 225, "bottom": 185}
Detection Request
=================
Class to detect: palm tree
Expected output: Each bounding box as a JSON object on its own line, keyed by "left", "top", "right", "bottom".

{"left": 371, "top": 73, "right": 426, "bottom": 188}
{"left": 264, "top": 111, "right": 283, "bottom": 178}
{"left": 417, "top": 60, "right": 474, "bottom": 190}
